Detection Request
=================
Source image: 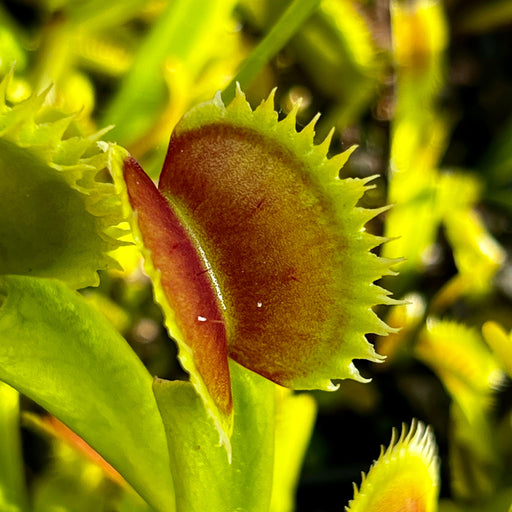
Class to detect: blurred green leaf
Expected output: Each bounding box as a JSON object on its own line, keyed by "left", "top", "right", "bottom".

{"left": 483, "top": 322, "right": 512, "bottom": 380}
{"left": 0, "top": 275, "right": 174, "bottom": 512}
{"left": 416, "top": 319, "right": 503, "bottom": 425}
{"left": 0, "top": 30, "right": 26, "bottom": 75}
{"left": 430, "top": 172, "right": 505, "bottom": 308}
{"left": 384, "top": 0, "right": 449, "bottom": 277}
{"left": 222, "top": 0, "right": 321, "bottom": 104}
{"left": 449, "top": 402, "right": 501, "bottom": 501}
{"left": 456, "top": 0, "right": 512, "bottom": 34}
{"left": 101, "top": 0, "right": 238, "bottom": 146}
{"left": 25, "top": 411, "right": 155, "bottom": 512}
{"left": 153, "top": 360, "right": 275, "bottom": 512}
{"left": 32, "top": 440, "right": 114, "bottom": 512}
{"left": 270, "top": 389, "right": 316, "bottom": 512}
{"left": 439, "top": 487, "right": 512, "bottom": 512}
{"left": 289, "top": 0, "right": 383, "bottom": 130}
{"left": 237, "top": 0, "right": 383, "bottom": 132}
{"left": 66, "top": 0, "right": 150, "bottom": 31}
{"left": 28, "top": 413, "right": 154, "bottom": 512}
{"left": 416, "top": 319, "right": 504, "bottom": 500}
{"left": 0, "top": 383, "right": 28, "bottom": 512}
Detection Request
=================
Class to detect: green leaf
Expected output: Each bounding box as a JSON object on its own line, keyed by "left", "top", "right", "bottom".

{"left": 0, "top": 76, "right": 125, "bottom": 289}
{"left": 449, "top": 402, "right": 500, "bottom": 501}
{"left": 0, "top": 23, "right": 26, "bottom": 75}
{"left": 153, "top": 360, "right": 276, "bottom": 512}
{"left": 420, "top": 173, "right": 506, "bottom": 311}
{"left": 415, "top": 319, "right": 503, "bottom": 500}
{"left": 384, "top": 0, "right": 450, "bottom": 276}
{"left": 242, "top": 0, "right": 383, "bottom": 131}
{"left": 0, "top": 382, "right": 28, "bottom": 512}
{"left": 0, "top": 275, "right": 175, "bottom": 512}
{"left": 222, "top": 0, "right": 321, "bottom": 104}
{"left": 437, "top": 173, "right": 505, "bottom": 299}
{"left": 416, "top": 319, "right": 503, "bottom": 424}
{"left": 25, "top": 413, "right": 154, "bottom": 512}
{"left": 345, "top": 421, "right": 440, "bottom": 512}
{"left": 32, "top": 439, "right": 114, "bottom": 512}
{"left": 483, "top": 321, "right": 512, "bottom": 379}
{"left": 270, "top": 389, "right": 316, "bottom": 512}
{"left": 101, "top": 0, "right": 238, "bottom": 146}
{"left": 115, "top": 490, "right": 155, "bottom": 512}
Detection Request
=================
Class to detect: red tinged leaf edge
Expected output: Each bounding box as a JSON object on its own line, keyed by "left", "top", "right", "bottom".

{"left": 123, "top": 156, "right": 233, "bottom": 421}
{"left": 156, "top": 89, "right": 395, "bottom": 391}
{"left": 114, "top": 87, "right": 398, "bottom": 448}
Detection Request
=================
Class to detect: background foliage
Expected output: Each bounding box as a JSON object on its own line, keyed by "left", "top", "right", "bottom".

{"left": 1, "top": 0, "right": 512, "bottom": 511}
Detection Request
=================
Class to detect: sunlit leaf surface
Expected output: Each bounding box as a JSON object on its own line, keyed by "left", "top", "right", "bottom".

{"left": 0, "top": 74, "right": 125, "bottom": 289}
{"left": 153, "top": 360, "right": 275, "bottom": 512}
{"left": 0, "top": 275, "right": 174, "bottom": 512}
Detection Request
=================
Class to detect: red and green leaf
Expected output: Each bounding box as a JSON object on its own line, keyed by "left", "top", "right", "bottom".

{"left": 110, "top": 87, "right": 397, "bottom": 444}
{"left": 345, "top": 421, "right": 440, "bottom": 512}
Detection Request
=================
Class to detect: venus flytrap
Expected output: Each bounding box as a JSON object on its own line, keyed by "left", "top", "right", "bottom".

{"left": 430, "top": 172, "right": 505, "bottom": 311}
{"left": 0, "top": 71, "right": 126, "bottom": 289}
{"left": 345, "top": 421, "right": 439, "bottom": 512}
{"left": 0, "top": 70, "right": 442, "bottom": 512}
{"left": 385, "top": 0, "right": 505, "bottom": 305}
{"left": 415, "top": 319, "right": 504, "bottom": 501}
{"left": 109, "top": 86, "right": 399, "bottom": 450}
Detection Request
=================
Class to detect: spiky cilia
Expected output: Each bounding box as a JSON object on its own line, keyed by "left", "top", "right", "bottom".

{"left": 110, "top": 86, "right": 397, "bottom": 444}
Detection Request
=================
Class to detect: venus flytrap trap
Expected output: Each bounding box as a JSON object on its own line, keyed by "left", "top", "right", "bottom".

{"left": 345, "top": 421, "right": 439, "bottom": 512}
{"left": 0, "top": 71, "right": 126, "bottom": 289}
{"left": 109, "top": 85, "right": 399, "bottom": 451}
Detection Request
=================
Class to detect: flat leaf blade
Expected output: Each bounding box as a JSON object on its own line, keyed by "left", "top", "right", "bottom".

{"left": 0, "top": 275, "right": 174, "bottom": 512}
